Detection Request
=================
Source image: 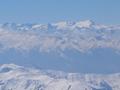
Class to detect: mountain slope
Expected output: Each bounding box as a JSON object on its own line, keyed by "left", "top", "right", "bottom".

{"left": 1, "top": 20, "right": 120, "bottom": 53}
{"left": 0, "top": 20, "right": 120, "bottom": 74}
{"left": 0, "top": 64, "right": 120, "bottom": 90}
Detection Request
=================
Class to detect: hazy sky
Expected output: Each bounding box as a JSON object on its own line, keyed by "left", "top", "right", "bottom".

{"left": 0, "top": 0, "right": 120, "bottom": 24}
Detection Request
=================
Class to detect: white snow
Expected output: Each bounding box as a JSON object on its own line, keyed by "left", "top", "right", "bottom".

{"left": 32, "top": 24, "right": 48, "bottom": 30}
{"left": 0, "top": 64, "right": 120, "bottom": 90}
{"left": 1, "top": 20, "right": 120, "bottom": 53}
{"left": 74, "top": 20, "right": 94, "bottom": 29}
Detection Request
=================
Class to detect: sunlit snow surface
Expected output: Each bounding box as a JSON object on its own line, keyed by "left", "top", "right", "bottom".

{"left": 0, "top": 64, "right": 120, "bottom": 90}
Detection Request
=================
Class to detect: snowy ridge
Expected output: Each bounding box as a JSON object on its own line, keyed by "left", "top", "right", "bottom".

{"left": 0, "top": 64, "right": 120, "bottom": 90}
{"left": 1, "top": 20, "right": 120, "bottom": 31}
{"left": 0, "top": 20, "right": 120, "bottom": 53}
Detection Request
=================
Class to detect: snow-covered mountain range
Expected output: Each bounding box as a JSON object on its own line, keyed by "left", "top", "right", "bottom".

{"left": 0, "top": 64, "right": 120, "bottom": 90}
{"left": 1, "top": 20, "right": 120, "bottom": 74}
{"left": 0, "top": 21, "right": 120, "bottom": 90}
{"left": 0, "top": 20, "right": 120, "bottom": 53}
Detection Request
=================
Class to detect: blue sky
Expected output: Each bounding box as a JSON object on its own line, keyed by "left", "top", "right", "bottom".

{"left": 0, "top": 0, "right": 120, "bottom": 24}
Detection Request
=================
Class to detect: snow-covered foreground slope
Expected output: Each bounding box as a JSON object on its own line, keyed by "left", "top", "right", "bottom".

{"left": 0, "top": 64, "right": 120, "bottom": 90}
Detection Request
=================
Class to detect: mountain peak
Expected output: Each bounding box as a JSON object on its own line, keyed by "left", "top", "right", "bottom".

{"left": 75, "top": 20, "right": 94, "bottom": 28}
